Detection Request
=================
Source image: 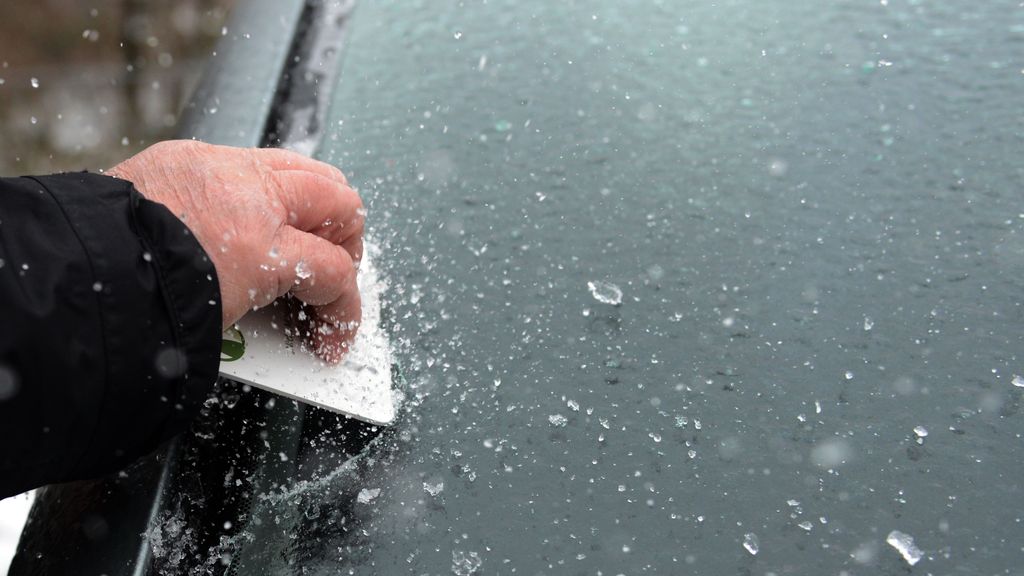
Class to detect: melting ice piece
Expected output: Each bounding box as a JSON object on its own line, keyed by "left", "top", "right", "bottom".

{"left": 218, "top": 242, "right": 395, "bottom": 425}
{"left": 1012, "top": 374, "right": 1024, "bottom": 388}
{"left": 587, "top": 280, "right": 623, "bottom": 306}
{"left": 424, "top": 481, "right": 444, "bottom": 497}
{"left": 742, "top": 532, "right": 760, "bottom": 555}
{"left": 886, "top": 530, "right": 923, "bottom": 566}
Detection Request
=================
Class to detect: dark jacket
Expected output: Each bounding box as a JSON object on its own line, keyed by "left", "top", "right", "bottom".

{"left": 0, "top": 172, "right": 221, "bottom": 499}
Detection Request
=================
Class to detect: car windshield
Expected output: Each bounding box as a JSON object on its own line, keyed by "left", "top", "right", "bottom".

{"left": 171, "top": 1, "right": 1024, "bottom": 574}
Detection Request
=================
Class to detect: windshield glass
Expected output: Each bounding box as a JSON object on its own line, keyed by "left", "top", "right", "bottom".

{"left": 303, "top": 1, "right": 1023, "bottom": 573}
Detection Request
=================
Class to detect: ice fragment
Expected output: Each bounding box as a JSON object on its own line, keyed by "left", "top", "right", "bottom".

{"left": 587, "top": 280, "right": 622, "bottom": 306}
{"left": 451, "top": 550, "right": 481, "bottom": 576}
{"left": 742, "top": 532, "right": 760, "bottom": 555}
{"left": 356, "top": 488, "right": 380, "bottom": 504}
{"left": 886, "top": 530, "right": 922, "bottom": 566}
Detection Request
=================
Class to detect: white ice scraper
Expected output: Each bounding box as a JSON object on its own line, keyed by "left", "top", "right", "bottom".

{"left": 218, "top": 243, "right": 396, "bottom": 425}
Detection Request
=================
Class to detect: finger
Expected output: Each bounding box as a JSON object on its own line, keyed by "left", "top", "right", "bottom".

{"left": 342, "top": 233, "right": 363, "bottom": 267}
{"left": 270, "top": 169, "right": 365, "bottom": 262}
{"left": 254, "top": 147, "right": 349, "bottom": 186}
{"left": 275, "top": 227, "right": 361, "bottom": 363}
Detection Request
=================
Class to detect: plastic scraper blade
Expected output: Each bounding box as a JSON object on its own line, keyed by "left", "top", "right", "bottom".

{"left": 218, "top": 242, "right": 396, "bottom": 425}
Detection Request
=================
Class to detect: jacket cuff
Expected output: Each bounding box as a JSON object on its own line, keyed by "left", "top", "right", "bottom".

{"left": 32, "top": 172, "right": 222, "bottom": 478}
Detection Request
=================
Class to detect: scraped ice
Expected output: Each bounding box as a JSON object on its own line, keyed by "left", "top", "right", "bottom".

{"left": 218, "top": 241, "right": 396, "bottom": 425}
{"left": 587, "top": 280, "right": 623, "bottom": 306}
{"left": 886, "top": 530, "right": 923, "bottom": 566}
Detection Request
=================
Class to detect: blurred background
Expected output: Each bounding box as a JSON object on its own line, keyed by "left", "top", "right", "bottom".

{"left": 0, "top": 2, "right": 235, "bottom": 572}
{"left": 0, "top": 0, "right": 235, "bottom": 175}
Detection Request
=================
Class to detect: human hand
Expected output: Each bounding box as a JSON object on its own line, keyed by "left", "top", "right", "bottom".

{"left": 107, "top": 140, "right": 363, "bottom": 363}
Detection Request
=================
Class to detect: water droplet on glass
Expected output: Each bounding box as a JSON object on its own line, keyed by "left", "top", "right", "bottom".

{"left": 810, "top": 437, "right": 853, "bottom": 468}
{"left": 587, "top": 280, "right": 622, "bottom": 306}
{"left": 768, "top": 158, "right": 788, "bottom": 177}
{"left": 886, "top": 530, "right": 922, "bottom": 566}
{"left": 742, "top": 532, "right": 760, "bottom": 555}
{"left": 0, "top": 365, "right": 19, "bottom": 401}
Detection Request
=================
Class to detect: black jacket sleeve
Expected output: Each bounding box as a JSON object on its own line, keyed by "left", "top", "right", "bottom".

{"left": 0, "top": 172, "right": 222, "bottom": 499}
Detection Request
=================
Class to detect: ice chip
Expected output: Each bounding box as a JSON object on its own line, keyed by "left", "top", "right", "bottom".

{"left": 1012, "top": 374, "right": 1024, "bottom": 388}
{"left": 587, "top": 280, "right": 623, "bottom": 306}
{"left": 742, "top": 532, "right": 760, "bottom": 555}
{"left": 886, "top": 530, "right": 923, "bottom": 566}
{"left": 356, "top": 488, "right": 380, "bottom": 504}
{"left": 548, "top": 414, "right": 568, "bottom": 427}
{"left": 424, "top": 481, "right": 444, "bottom": 496}
{"left": 451, "top": 550, "right": 481, "bottom": 576}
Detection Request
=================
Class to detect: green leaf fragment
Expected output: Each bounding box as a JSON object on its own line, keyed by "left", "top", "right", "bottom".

{"left": 221, "top": 326, "right": 246, "bottom": 362}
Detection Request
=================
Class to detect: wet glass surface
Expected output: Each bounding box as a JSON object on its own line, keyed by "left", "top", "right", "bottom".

{"left": 307, "top": 0, "right": 1021, "bottom": 573}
